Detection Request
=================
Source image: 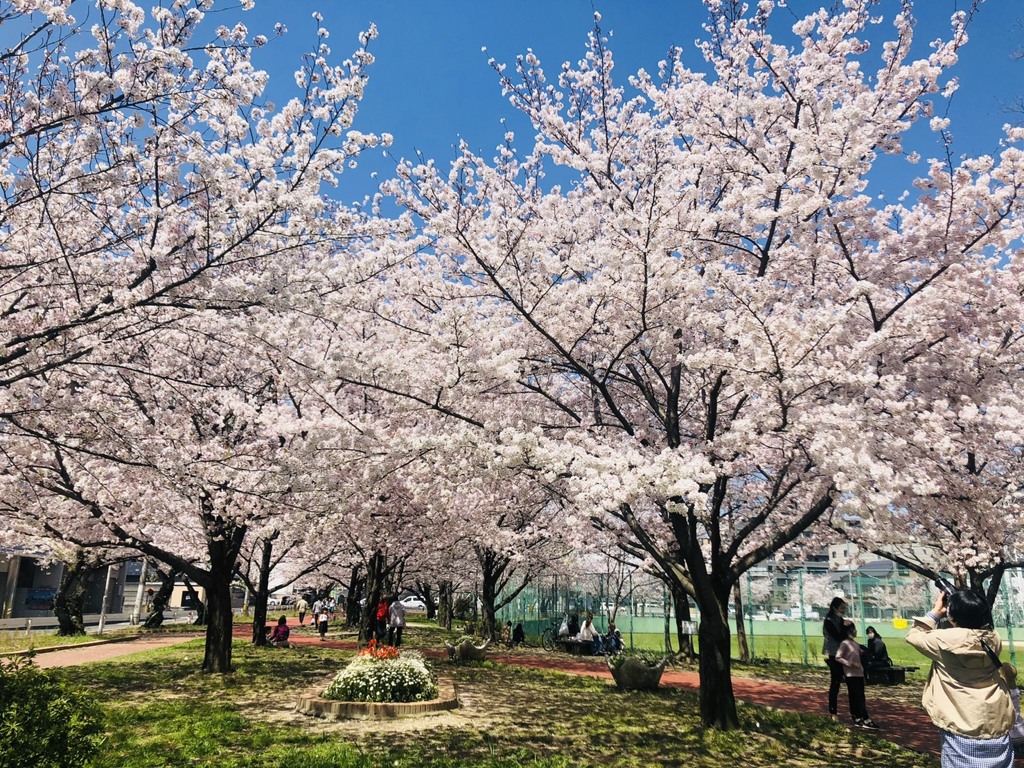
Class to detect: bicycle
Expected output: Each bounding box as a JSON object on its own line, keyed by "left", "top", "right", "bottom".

{"left": 539, "top": 617, "right": 565, "bottom": 651}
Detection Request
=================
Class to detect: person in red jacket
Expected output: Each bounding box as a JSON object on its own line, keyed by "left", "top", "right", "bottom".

{"left": 269, "top": 616, "right": 290, "bottom": 648}
{"left": 375, "top": 598, "right": 389, "bottom": 643}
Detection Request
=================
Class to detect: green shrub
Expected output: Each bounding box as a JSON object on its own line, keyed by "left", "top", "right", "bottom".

{"left": 452, "top": 595, "right": 474, "bottom": 620}
{"left": 608, "top": 648, "right": 664, "bottom": 669}
{"left": 0, "top": 655, "right": 104, "bottom": 768}
{"left": 322, "top": 651, "right": 437, "bottom": 703}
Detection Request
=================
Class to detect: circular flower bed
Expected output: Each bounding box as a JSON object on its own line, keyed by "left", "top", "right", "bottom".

{"left": 322, "top": 641, "right": 438, "bottom": 704}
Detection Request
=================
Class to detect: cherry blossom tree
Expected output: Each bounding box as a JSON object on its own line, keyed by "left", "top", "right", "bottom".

{"left": 0, "top": 0, "right": 387, "bottom": 671}
{"left": 349, "top": 1, "right": 1024, "bottom": 728}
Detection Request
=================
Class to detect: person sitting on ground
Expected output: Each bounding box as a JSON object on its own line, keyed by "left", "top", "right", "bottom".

{"left": 269, "top": 615, "right": 291, "bottom": 648}
{"left": 864, "top": 625, "right": 892, "bottom": 669}
{"left": 512, "top": 622, "right": 526, "bottom": 647}
{"left": 603, "top": 621, "right": 623, "bottom": 654}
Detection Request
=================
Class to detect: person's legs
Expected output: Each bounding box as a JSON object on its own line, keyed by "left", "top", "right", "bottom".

{"left": 395, "top": 626, "right": 403, "bottom": 647}
{"left": 826, "top": 657, "right": 843, "bottom": 716}
{"left": 846, "top": 677, "right": 867, "bottom": 721}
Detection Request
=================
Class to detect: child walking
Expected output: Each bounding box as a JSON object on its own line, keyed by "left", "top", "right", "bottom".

{"left": 316, "top": 607, "right": 330, "bottom": 642}
{"left": 835, "top": 624, "right": 879, "bottom": 729}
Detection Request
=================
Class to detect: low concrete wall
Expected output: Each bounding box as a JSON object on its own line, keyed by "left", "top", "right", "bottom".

{"left": 296, "top": 676, "right": 458, "bottom": 720}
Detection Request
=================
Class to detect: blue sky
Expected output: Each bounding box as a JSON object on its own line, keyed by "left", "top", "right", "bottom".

{"left": 197, "top": 2, "right": 1024, "bottom": 203}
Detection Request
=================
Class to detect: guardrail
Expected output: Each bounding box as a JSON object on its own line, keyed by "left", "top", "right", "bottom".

{"left": 0, "top": 610, "right": 192, "bottom": 634}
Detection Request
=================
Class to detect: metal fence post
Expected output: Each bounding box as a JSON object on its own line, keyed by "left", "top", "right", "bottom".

{"left": 799, "top": 568, "right": 809, "bottom": 665}
{"left": 1002, "top": 584, "right": 1017, "bottom": 667}
{"left": 746, "top": 571, "right": 755, "bottom": 659}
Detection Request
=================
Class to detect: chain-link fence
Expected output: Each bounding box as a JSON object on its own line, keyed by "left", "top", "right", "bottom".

{"left": 494, "top": 564, "right": 1024, "bottom": 667}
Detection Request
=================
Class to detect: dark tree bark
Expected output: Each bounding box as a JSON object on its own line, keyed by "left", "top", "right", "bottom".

{"left": 733, "top": 584, "right": 749, "bottom": 663}
{"left": 437, "top": 580, "right": 454, "bottom": 631}
{"left": 697, "top": 594, "right": 740, "bottom": 730}
{"left": 414, "top": 579, "right": 436, "bottom": 620}
{"left": 344, "top": 566, "right": 364, "bottom": 627}
{"left": 182, "top": 578, "right": 207, "bottom": 626}
{"left": 476, "top": 546, "right": 530, "bottom": 640}
{"left": 359, "top": 550, "right": 397, "bottom": 645}
{"left": 143, "top": 565, "right": 177, "bottom": 629}
{"left": 250, "top": 534, "right": 276, "bottom": 646}
{"left": 53, "top": 551, "right": 94, "bottom": 636}
{"left": 672, "top": 583, "right": 695, "bottom": 658}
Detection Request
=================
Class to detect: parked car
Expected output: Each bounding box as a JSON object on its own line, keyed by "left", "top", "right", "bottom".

{"left": 786, "top": 607, "right": 820, "bottom": 620}
{"left": 399, "top": 595, "right": 427, "bottom": 611}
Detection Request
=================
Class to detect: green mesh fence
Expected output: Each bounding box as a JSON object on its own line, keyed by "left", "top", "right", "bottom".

{"left": 492, "top": 565, "right": 1024, "bottom": 667}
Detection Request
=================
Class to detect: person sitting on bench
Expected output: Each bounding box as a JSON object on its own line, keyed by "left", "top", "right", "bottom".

{"left": 578, "top": 612, "right": 598, "bottom": 653}
{"left": 865, "top": 626, "right": 892, "bottom": 669}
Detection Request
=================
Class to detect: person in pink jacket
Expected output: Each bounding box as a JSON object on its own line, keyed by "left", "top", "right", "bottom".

{"left": 835, "top": 624, "right": 879, "bottom": 729}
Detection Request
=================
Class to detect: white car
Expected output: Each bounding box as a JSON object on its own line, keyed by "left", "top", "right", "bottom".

{"left": 399, "top": 595, "right": 426, "bottom": 611}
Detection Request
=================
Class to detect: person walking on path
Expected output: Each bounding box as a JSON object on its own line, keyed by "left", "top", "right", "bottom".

{"left": 387, "top": 596, "right": 406, "bottom": 647}
{"left": 822, "top": 596, "right": 851, "bottom": 720}
{"left": 316, "top": 606, "right": 330, "bottom": 642}
{"left": 834, "top": 623, "right": 879, "bottom": 729}
{"left": 907, "top": 588, "right": 1016, "bottom": 768}
{"left": 295, "top": 596, "right": 309, "bottom": 626}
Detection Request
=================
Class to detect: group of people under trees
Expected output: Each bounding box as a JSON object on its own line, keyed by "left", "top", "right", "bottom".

{"left": 373, "top": 595, "right": 407, "bottom": 647}
{"left": 823, "top": 588, "right": 1023, "bottom": 768}
{"left": 559, "top": 611, "right": 623, "bottom": 655}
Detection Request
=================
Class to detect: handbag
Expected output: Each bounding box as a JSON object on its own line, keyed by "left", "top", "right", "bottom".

{"left": 978, "top": 636, "right": 1023, "bottom": 754}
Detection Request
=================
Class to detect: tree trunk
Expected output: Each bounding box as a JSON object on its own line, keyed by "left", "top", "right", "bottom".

{"left": 53, "top": 552, "right": 92, "bottom": 636}
{"left": 672, "top": 584, "right": 695, "bottom": 658}
{"left": 359, "top": 550, "right": 385, "bottom": 645}
{"left": 202, "top": 570, "right": 235, "bottom": 673}
{"left": 143, "top": 566, "right": 177, "bottom": 629}
{"left": 345, "top": 566, "right": 364, "bottom": 627}
{"left": 182, "top": 578, "right": 207, "bottom": 625}
{"left": 415, "top": 580, "right": 436, "bottom": 620}
{"left": 251, "top": 536, "right": 274, "bottom": 646}
{"left": 733, "top": 583, "right": 749, "bottom": 663}
{"left": 437, "top": 580, "right": 454, "bottom": 631}
{"left": 480, "top": 562, "right": 499, "bottom": 639}
{"left": 696, "top": 594, "right": 740, "bottom": 730}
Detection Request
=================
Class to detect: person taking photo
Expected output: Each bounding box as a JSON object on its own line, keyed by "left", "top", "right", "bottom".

{"left": 907, "top": 588, "right": 1016, "bottom": 767}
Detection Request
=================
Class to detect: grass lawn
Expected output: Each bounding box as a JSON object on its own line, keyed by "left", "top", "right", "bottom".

{"left": 25, "top": 622, "right": 940, "bottom": 768}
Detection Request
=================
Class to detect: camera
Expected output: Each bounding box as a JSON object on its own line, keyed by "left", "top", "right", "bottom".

{"left": 934, "top": 577, "right": 956, "bottom": 605}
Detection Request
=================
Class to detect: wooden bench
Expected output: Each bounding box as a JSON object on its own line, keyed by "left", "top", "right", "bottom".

{"left": 554, "top": 638, "right": 594, "bottom": 656}
{"left": 865, "top": 665, "right": 919, "bottom": 685}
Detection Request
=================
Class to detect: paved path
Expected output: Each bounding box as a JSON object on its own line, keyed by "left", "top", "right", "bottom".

{"left": 25, "top": 634, "right": 203, "bottom": 669}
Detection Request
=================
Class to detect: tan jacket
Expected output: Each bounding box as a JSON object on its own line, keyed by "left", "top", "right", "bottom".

{"left": 906, "top": 615, "right": 1015, "bottom": 739}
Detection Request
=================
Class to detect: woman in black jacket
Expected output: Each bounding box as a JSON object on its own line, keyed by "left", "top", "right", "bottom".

{"left": 822, "top": 597, "right": 850, "bottom": 719}
{"left": 864, "top": 626, "right": 892, "bottom": 669}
